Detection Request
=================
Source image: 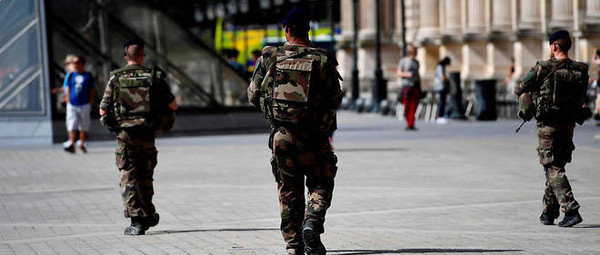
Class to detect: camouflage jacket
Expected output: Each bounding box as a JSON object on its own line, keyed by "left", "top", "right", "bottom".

{"left": 100, "top": 64, "right": 175, "bottom": 131}
{"left": 515, "top": 58, "right": 588, "bottom": 124}
{"left": 248, "top": 44, "right": 343, "bottom": 134}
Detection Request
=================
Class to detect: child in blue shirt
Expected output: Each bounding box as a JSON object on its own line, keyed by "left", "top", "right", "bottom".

{"left": 63, "top": 55, "right": 94, "bottom": 153}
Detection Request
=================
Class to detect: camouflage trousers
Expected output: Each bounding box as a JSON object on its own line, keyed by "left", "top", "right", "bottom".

{"left": 270, "top": 126, "right": 338, "bottom": 254}
{"left": 537, "top": 123, "right": 580, "bottom": 215}
{"left": 116, "top": 129, "right": 158, "bottom": 218}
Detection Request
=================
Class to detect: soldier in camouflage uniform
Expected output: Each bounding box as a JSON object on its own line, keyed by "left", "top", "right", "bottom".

{"left": 99, "top": 39, "right": 178, "bottom": 235}
{"left": 248, "top": 8, "right": 343, "bottom": 255}
{"left": 515, "top": 30, "right": 588, "bottom": 228}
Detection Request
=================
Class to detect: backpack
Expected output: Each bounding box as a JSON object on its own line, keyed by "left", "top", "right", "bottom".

{"left": 534, "top": 59, "right": 588, "bottom": 122}
{"left": 260, "top": 48, "right": 326, "bottom": 124}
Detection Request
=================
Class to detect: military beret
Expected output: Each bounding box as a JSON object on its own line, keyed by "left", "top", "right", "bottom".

{"left": 548, "top": 30, "right": 571, "bottom": 45}
{"left": 123, "top": 38, "right": 145, "bottom": 48}
{"left": 282, "top": 7, "right": 309, "bottom": 28}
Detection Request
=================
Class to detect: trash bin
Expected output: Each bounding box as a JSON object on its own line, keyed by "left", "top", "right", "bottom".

{"left": 446, "top": 72, "right": 465, "bottom": 119}
{"left": 475, "top": 79, "right": 497, "bottom": 120}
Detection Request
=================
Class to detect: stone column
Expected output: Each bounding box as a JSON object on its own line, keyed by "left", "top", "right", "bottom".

{"left": 581, "top": 0, "right": 600, "bottom": 64}
{"left": 518, "top": 0, "right": 541, "bottom": 31}
{"left": 359, "top": 0, "right": 376, "bottom": 42}
{"left": 488, "top": 0, "right": 513, "bottom": 81}
{"left": 549, "top": 0, "right": 574, "bottom": 29}
{"left": 491, "top": 0, "right": 512, "bottom": 33}
{"left": 441, "top": 0, "right": 463, "bottom": 79}
{"left": 336, "top": 0, "right": 355, "bottom": 84}
{"left": 418, "top": 0, "right": 440, "bottom": 41}
{"left": 404, "top": 0, "right": 420, "bottom": 44}
{"left": 586, "top": 0, "right": 600, "bottom": 25}
{"left": 466, "top": 0, "right": 487, "bottom": 34}
{"left": 444, "top": 0, "right": 463, "bottom": 36}
{"left": 463, "top": 0, "right": 490, "bottom": 80}
{"left": 340, "top": 0, "right": 354, "bottom": 41}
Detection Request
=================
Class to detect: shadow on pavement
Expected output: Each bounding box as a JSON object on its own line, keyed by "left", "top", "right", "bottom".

{"left": 336, "top": 147, "right": 409, "bottom": 152}
{"left": 576, "top": 224, "right": 600, "bottom": 228}
{"left": 328, "top": 248, "right": 521, "bottom": 254}
{"left": 147, "top": 227, "right": 279, "bottom": 235}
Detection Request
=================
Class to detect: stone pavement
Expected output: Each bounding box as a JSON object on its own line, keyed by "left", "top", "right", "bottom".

{"left": 0, "top": 112, "right": 599, "bottom": 255}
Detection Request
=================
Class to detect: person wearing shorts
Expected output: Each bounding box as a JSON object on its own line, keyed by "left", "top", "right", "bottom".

{"left": 63, "top": 55, "right": 94, "bottom": 153}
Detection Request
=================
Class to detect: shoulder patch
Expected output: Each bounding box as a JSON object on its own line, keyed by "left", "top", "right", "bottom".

{"left": 262, "top": 46, "right": 277, "bottom": 57}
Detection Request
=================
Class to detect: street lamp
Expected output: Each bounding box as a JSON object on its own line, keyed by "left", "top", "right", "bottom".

{"left": 226, "top": 1, "right": 238, "bottom": 15}
{"left": 259, "top": 0, "right": 271, "bottom": 10}
{"left": 239, "top": 0, "right": 249, "bottom": 13}
{"left": 328, "top": 0, "right": 335, "bottom": 53}
{"left": 351, "top": 0, "right": 360, "bottom": 109}
{"left": 206, "top": 4, "right": 215, "bottom": 20}
{"left": 194, "top": 6, "right": 204, "bottom": 23}
{"left": 371, "top": 0, "right": 386, "bottom": 112}
{"left": 274, "top": 0, "right": 284, "bottom": 44}
{"left": 215, "top": 3, "right": 226, "bottom": 18}
{"left": 259, "top": 0, "right": 271, "bottom": 44}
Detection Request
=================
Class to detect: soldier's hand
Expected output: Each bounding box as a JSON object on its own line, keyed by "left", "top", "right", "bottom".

{"left": 99, "top": 109, "right": 106, "bottom": 116}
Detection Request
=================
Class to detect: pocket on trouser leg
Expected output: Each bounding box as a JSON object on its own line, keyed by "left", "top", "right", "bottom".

{"left": 115, "top": 147, "right": 131, "bottom": 170}
{"left": 538, "top": 149, "right": 554, "bottom": 166}
{"left": 270, "top": 156, "right": 281, "bottom": 183}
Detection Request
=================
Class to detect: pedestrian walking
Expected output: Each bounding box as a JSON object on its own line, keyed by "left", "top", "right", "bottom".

{"left": 99, "top": 38, "right": 178, "bottom": 235}
{"left": 397, "top": 46, "right": 421, "bottom": 130}
{"left": 433, "top": 57, "right": 451, "bottom": 124}
{"left": 63, "top": 55, "right": 94, "bottom": 153}
{"left": 515, "top": 30, "right": 590, "bottom": 228}
{"left": 247, "top": 7, "right": 343, "bottom": 255}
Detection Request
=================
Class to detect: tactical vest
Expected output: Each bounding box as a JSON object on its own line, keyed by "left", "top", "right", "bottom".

{"left": 260, "top": 47, "right": 328, "bottom": 124}
{"left": 533, "top": 59, "right": 587, "bottom": 122}
{"left": 112, "top": 67, "right": 158, "bottom": 129}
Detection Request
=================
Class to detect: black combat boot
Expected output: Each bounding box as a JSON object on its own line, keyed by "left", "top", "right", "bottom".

{"left": 124, "top": 217, "right": 148, "bottom": 235}
{"left": 539, "top": 213, "right": 558, "bottom": 225}
{"left": 558, "top": 211, "right": 583, "bottom": 228}
{"left": 142, "top": 213, "right": 160, "bottom": 227}
{"left": 302, "top": 221, "right": 326, "bottom": 255}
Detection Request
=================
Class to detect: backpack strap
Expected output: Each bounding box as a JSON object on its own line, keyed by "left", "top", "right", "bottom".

{"left": 541, "top": 59, "right": 569, "bottom": 84}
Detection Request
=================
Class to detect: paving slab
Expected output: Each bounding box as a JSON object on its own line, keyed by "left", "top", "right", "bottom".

{"left": 0, "top": 112, "right": 599, "bottom": 254}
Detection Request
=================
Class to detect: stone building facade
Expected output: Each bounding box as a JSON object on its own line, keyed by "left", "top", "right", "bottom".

{"left": 337, "top": 0, "right": 600, "bottom": 98}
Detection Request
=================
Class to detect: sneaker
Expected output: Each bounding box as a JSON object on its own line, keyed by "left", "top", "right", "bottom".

{"left": 436, "top": 117, "right": 447, "bottom": 124}
{"left": 80, "top": 145, "right": 87, "bottom": 153}
{"left": 405, "top": 126, "right": 418, "bottom": 131}
{"left": 558, "top": 212, "right": 583, "bottom": 228}
{"left": 64, "top": 145, "right": 75, "bottom": 154}
{"left": 539, "top": 213, "right": 557, "bottom": 225}
{"left": 303, "top": 221, "right": 326, "bottom": 255}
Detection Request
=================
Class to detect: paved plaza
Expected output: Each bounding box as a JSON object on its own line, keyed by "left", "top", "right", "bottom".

{"left": 0, "top": 112, "right": 599, "bottom": 255}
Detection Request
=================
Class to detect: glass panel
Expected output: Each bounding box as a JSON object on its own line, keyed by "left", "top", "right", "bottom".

{"left": 0, "top": 0, "right": 36, "bottom": 46}
{"left": 47, "top": 0, "right": 101, "bottom": 49}
{"left": 46, "top": 0, "right": 250, "bottom": 109}
{"left": 112, "top": 4, "right": 250, "bottom": 108}
{"left": 1, "top": 76, "right": 43, "bottom": 113}
{"left": 0, "top": 18, "right": 44, "bottom": 114}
